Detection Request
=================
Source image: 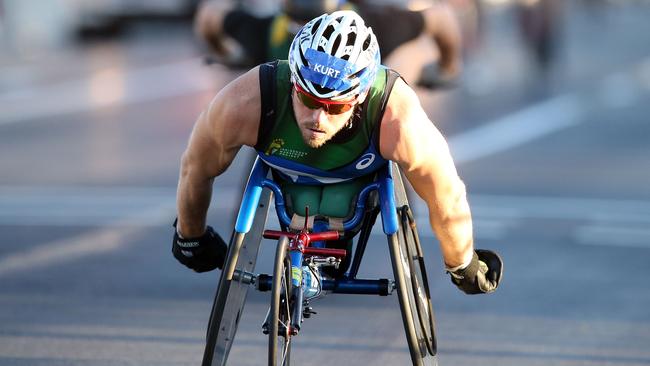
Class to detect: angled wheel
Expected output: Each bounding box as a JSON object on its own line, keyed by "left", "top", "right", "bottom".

{"left": 387, "top": 162, "right": 438, "bottom": 365}
{"left": 202, "top": 189, "right": 272, "bottom": 366}
{"left": 268, "top": 236, "right": 293, "bottom": 366}
{"left": 398, "top": 206, "right": 437, "bottom": 356}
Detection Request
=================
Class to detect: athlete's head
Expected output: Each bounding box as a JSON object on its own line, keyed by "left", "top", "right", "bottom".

{"left": 288, "top": 10, "right": 381, "bottom": 148}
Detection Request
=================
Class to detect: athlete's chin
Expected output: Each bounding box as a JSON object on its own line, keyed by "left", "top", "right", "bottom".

{"left": 301, "top": 130, "right": 330, "bottom": 148}
{"left": 304, "top": 137, "right": 327, "bottom": 149}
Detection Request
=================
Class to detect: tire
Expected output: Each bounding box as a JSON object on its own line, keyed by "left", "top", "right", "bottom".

{"left": 398, "top": 206, "right": 437, "bottom": 356}
{"left": 268, "top": 236, "right": 293, "bottom": 366}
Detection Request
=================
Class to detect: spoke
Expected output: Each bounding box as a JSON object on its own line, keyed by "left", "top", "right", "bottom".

{"left": 281, "top": 337, "right": 291, "bottom": 364}
{"left": 279, "top": 319, "right": 289, "bottom": 329}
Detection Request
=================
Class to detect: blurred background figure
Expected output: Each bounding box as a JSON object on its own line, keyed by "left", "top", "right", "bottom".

{"left": 194, "top": 0, "right": 464, "bottom": 88}
{"left": 514, "top": 0, "right": 563, "bottom": 72}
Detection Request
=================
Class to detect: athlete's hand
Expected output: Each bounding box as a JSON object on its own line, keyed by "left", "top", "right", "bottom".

{"left": 172, "top": 222, "right": 227, "bottom": 272}
{"left": 447, "top": 250, "right": 503, "bottom": 294}
{"left": 417, "top": 62, "right": 459, "bottom": 90}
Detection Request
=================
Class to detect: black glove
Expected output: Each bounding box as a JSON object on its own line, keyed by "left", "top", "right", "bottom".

{"left": 447, "top": 249, "right": 503, "bottom": 295}
{"left": 172, "top": 221, "right": 228, "bottom": 273}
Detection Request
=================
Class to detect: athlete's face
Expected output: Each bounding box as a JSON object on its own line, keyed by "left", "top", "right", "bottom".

{"left": 292, "top": 88, "right": 361, "bottom": 148}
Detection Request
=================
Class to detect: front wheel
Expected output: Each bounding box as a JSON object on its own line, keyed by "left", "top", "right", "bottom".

{"left": 268, "top": 236, "right": 293, "bottom": 366}
{"left": 399, "top": 206, "right": 437, "bottom": 357}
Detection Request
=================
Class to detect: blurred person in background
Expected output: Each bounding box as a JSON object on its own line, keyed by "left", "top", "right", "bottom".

{"left": 173, "top": 10, "right": 502, "bottom": 294}
{"left": 194, "top": 0, "right": 463, "bottom": 88}
{"left": 515, "top": 0, "right": 563, "bottom": 72}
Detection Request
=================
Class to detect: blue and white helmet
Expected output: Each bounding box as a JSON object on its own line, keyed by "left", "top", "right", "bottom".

{"left": 288, "top": 10, "right": 381, "bottom": 101}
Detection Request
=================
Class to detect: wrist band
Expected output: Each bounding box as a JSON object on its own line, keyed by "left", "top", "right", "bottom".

{"left": 445, "top": 250, "right": 474, "bottom": 272}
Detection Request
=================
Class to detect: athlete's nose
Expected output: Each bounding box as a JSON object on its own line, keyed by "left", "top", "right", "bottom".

{"left": 313, "top": 108, "right": 329, "bottom": 126}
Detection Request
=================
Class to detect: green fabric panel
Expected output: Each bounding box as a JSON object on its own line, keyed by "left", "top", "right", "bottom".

{"left": 319, "top": 174, "right": 375, "bottom": 217}
{"left": 280, "top": 174, "right": 374, "bottom": 218}
{"left": 281, "top": 183, "right": 321, "bottom": 216}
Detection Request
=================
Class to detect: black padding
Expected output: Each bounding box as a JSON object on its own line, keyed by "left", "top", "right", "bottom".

{"left": 255, "top": 61, "right": 279, "bottom": 151}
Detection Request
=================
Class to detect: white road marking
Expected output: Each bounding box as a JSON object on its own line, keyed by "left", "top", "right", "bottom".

{"left": 414, "top": 194, "right": 650, "bottom": 246}
{"left": 574, "top": 225, "right": 650, "bottom": 248}
{"left": 450, "top": 57, "right": 650, "bottom": 164}
{"left": 0, "top": 219, "right": 142, "bottom": 277}
{"left": 448, "top": 94, "right": 585, "bottom": 164}
{"left": 0, "top": 185, "right": 239, "bottom": 226}
{"left": 412, "top": 194, "right": 650, "bottom": 223}
{"left": 467, "top": 194, "right": 650, "bottom": 224}
{"left": 0, "top": 185, "right": 243, "bottom": 276}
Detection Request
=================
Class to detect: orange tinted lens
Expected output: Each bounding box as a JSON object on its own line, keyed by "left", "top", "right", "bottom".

{"left": 296, "top": 88, "right": 355, "bottom": 115}
{"left": 324, "top": 103, "right": 354, "bottom": 114}
{"left": 297, "top": 91, "right": 323, "bottom": 110}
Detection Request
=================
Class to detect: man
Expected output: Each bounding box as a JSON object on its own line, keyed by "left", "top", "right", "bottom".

{"left": 174, "top": 11, "right": 502, "bottom": 294}
{"left": 194, "top": 0, "right": 463, "bottom": 87}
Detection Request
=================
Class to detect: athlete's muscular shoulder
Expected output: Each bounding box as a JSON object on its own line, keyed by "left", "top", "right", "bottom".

{"left": 182, "top": 66, "right": 261, "bottom": 179}
{"left": 379, "top": 78, "right": 439, "bottom": 169}
{"left": 378, "top": 77, "right": 461, "bottom": 182}
{"left": 203, "top": 66, "right": 261, "bottom": 149}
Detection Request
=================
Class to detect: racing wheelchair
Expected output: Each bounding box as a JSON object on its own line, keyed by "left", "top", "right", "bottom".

{"left": 200, "top": 157, "right": 439, "bottom": 366}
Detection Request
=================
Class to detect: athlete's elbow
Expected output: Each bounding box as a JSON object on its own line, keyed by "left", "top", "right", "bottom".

{"left": 179, "top": 151, "right": 193, "bottom": 178}
{"left": 435, "top": 180, "right": 471, "bottom": 224}
{"left": 179, "top": 151, "right": 209, "bottom": 183}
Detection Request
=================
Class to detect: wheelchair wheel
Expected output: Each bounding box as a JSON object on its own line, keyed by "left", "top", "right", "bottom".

{"left": 202, "top": 189, "right": 272, "bottom": 366}
{"left": 398, "top": 206, "right": 437, "bottom": 356}
{"left": 268, "top": 236, "right": 293, "bottom": 366}
{"left": 388, "top": 206, "right": 438, "bottom": 366}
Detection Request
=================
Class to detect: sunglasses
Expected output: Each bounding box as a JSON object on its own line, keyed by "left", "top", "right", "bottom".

{"left": 294, "top": 84, "right": 357, "bottom": 115}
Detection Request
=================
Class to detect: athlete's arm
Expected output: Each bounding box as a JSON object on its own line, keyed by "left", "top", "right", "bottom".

{"left": 379, "top": 78, "right": 473, "bottom": 268}
{"left": 176, "top": 66, "right": 261, "bottom": 237}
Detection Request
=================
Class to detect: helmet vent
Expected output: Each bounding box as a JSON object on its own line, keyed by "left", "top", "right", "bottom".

{"left": 363, "top": 34, "right": 372, "bottom": 51}
{"left": 332, "top": 35, "right": 342, "bottom": 54}
{"left": 313, "top": 84, "right": 334, "bottom": 95}
{"left": 346, "top": 32, "right": 356, "bottom": 47}
{"left": 299, "top": 47, "right": 309, "bottom": 67}
{"left": 311, "top": 19, "right": 322, "bottom": 35}
{"left": 323, "top": 25, "right": 335, "bottom": 41}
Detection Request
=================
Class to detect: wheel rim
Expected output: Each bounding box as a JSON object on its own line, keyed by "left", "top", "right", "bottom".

{"left": 400, "top": 208, "right": 436, "bottom": 356}
{"left": 277, "top": 258, "right": 292, "bottom": 365}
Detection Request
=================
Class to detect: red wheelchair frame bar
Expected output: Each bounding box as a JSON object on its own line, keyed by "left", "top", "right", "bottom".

{"left": 262, "top": 230, "right": 347, "bottom": 259}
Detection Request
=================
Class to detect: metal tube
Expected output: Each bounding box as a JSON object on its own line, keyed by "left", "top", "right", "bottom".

{"left": 322, "top": 278, "right": 393, "bottom": 296}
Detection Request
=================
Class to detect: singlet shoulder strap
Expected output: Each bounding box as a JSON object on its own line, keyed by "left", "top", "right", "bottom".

{"left": 255, "top": 60, "right": 279, "bottom": 151}
{"left": 373, "top": 69, "right": 402, "bottom": 146}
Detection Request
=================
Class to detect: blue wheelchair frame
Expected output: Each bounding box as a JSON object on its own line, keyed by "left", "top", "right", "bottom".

{"left": 235, "top": 155, "right": 399, "bottom": 236}
{"left": 202, "top": 157, "right": 438, "bottom": 366}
